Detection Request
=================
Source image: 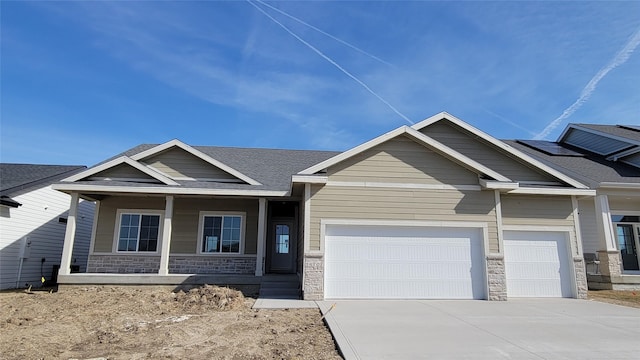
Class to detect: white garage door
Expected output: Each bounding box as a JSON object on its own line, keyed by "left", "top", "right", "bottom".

{"left": 504, "top": 231, "right": 573, "bottom": 298}
{"left": 324, "top": 225, "right": 486, "bottom": 299}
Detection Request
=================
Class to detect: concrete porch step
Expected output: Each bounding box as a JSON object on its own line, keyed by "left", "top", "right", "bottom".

{"left": 259, "top": 288, "right": 301, "bottom": 298}
{"left": 259, "top": 274, "right": 300, "bottom": 299}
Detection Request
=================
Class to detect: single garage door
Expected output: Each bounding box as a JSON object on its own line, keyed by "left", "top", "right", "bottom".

{"left": 324, "top": 225, "right": 486, "bottom": 299}
{"left": 504, "top": 231, "right": 573, "bottom": 298}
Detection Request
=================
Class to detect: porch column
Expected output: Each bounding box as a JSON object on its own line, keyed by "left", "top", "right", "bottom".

{"left": 595, "top": 195, "right": 617, "bottom": 251}
{"left": 594, "top": 194, "right": 622, "bottom": 278}
{"left": 59, "top": 192, "right": 79, "bottom": 276}
{"left": 158, "top": 195, "right": 174, "bottom": 275}
{"left": 255, "top": 198, "right": 267, "bottom": 276}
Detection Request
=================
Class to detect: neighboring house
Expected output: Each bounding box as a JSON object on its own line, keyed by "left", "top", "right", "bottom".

{"left": 509, "top": 123, "right": 640, "bottom": 290}
{"left": 53, "top": 112, "right": 595, "bottom": 300}
{"left": 0, "top": 164, "right": 95, "bottom": 290}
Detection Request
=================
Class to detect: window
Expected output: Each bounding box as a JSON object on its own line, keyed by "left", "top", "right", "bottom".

{"left": 275, "top": 224, "right": 290, "bottom": 254}
{"left": 117, "top": 213, "right": 161, "bottom": 252}
{"left": 199, "top": 213, "right": 244, "bottom": 254}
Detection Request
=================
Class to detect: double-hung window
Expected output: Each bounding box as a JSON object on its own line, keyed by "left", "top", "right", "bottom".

{"left": 116, "top": 212, "right": 161, "bottom": 252}
{"left": 199, "top": 212, "right": 244, "bottom": 254}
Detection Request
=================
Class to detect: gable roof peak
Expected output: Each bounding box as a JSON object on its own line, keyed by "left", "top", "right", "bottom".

{"left": 130, "top": 139, "right": 261, "bottom": 185}
{"left": 299, "top": 123, "right": 511, "bottom": 182}
{"left": 411, "top": 112, "right": 590, "bottom": 189}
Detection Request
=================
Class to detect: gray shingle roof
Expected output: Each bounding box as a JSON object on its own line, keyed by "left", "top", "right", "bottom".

{"left": 506, "top": 140, "right": 640, "bottom": 186}
{"left": 77, "top": 145, "right": 340, "bottom": 192}
{"left": 571, "top": 124, "right": 640, "bottom": 143}
{"left": 1, "top": 164, "right": 86, "bottom": 195}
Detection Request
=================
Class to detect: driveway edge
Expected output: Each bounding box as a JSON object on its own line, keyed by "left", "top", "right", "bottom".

{"left": 317, "top": 301, "right": 358, "bottom": 360}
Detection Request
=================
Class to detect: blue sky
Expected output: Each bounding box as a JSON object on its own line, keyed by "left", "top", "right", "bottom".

{"left": 2, "top": 1, "right": 639, "bottom": 166}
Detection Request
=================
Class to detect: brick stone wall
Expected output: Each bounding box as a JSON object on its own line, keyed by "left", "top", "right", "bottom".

{"left": 87, "top": 255, "right": 256, "bottom": 275}
{"left": 303, "top": 254, "right": 324, "bottom": 300}
{"left": 573, "top": 257, "right": 588, "bottom": 299}
{"left": 88, "top": 255, "right": 160, "bottom": 273}
{"left": 486, "top": 255, "right": 507, "bottom": 301}
{"left": 598, "top": 250, "right": 622, "bottom": 278}
{"left": 169, "top": 256, "right": 256, "bottom": 274}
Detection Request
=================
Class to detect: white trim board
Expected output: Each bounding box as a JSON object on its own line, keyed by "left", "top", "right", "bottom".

{"left": 325, "top": 181, "right": 481, "bottom": 191}
{"left": 507, "top": 187, "right": 595, "bottom": 196}
{"left": 411, "top": 112, "right": 590, "bottom": 189}
{"left": 130, "top": 139, "right": 261, "bottom": 185}
{"left": 52, "top": 183, "right": 289, "bottom": 197}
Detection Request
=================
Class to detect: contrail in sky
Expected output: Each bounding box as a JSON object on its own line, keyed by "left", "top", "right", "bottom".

{"left": 482, "top": 108, "right": 537, "bottom": 136}
{"left": 535, "top": 27, "right": 640, "bottom": 140}
{"left": 247, "top": 0, "right": 414, "bottom": 125}
{"left": 253, "top": 0, "right": 394, "bottom": 67}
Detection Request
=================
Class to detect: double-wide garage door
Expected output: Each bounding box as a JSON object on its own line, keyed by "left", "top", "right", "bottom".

{"left": 324, "top": 225, "right": 486, "bottom": 299}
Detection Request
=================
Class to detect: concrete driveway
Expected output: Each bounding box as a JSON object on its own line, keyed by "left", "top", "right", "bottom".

{"left": 318, "top": 299, "right": 640, "bottom": 359}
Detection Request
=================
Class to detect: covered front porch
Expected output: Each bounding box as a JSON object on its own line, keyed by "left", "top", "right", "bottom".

{"left": 57, "top": 191, "right": 303, "bottom": 295}
{"left": 585, "top": 192, "right": 640, "bottom": 290}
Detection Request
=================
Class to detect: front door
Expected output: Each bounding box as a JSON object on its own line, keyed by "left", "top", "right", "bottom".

{"left": 267, "top": 220, "right": 296, "bottom": 273}
{"left": 616, "top": 223, "right": 640, "bottom": 271}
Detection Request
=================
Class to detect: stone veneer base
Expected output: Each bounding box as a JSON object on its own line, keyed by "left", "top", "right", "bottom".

{"left": 87, "top": 254, "right": 256, "bottom": 275}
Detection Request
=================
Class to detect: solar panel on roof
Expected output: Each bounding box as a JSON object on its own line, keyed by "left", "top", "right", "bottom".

{"left": 517, "top": 140, "right": 584, "bottom": 156}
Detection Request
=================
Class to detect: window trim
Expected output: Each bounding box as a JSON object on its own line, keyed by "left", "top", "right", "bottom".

{"left": 197, "top": 211, "right": 246, "bottom": 255}
{"left": 113, "top": 209, "right": 165, "bottom": 254}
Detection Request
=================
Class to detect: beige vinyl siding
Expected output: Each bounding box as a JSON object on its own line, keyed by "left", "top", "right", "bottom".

{"left": 171, "top": 198, "right": 259, "bottom": 254}
{"left": 93, "top": 164, "right": 157, "bottom": 181}
{"left": 501, "top": 195, "right": 574, "bottom": 227}
{"left": 93, "top": 196, "right": 165, "bottom": 252}
{"left": 609, "top": 198, "right": 640, "bottom": 213}
{"left": 328, "top": 135, "right": 479, "bottom": 185}
{"left": 501, "top": 194, "right": 579, "bottom": 256}
{"left": 309, "top": 185, "right": 499, "bottom": 253}
{"left": 578, "top": 198, "right": 599, "bottom": 254}
{"left": 143, "top": 148, "right": 238, "bottom": 180}
{"left": 420, "top": 121, "right": 554, "bottom": 182}
{"left": 93, "top": 196, "right": 258, "bottom": 254}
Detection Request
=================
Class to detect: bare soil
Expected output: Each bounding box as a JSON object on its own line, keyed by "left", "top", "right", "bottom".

{"left": 588, "top": 289, "right": 640, "bottom": 309}
{"left": 0, "top": 285, "right": 342, "bottom": 360}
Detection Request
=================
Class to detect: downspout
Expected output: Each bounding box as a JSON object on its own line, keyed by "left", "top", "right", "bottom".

{"left": 15, "top": 237, "right": 30, "bottom": 288}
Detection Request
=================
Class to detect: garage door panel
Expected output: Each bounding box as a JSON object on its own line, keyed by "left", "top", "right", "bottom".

{"left": 504, "top": 231, "right": 573, "bottom": 298}
{"left": 324, "top": 225, "right": 486, "bottom": 299}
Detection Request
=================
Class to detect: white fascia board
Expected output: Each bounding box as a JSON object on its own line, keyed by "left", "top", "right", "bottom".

{"left": 404, "top": 127, "right": 511, "bottom": 182}
{"left": 412, "top": 112, "right": 590, "bottom": 189}
{"left": 479, "top": 178, "right": 519, "bottom": 190}
{"left": 299, "top": 126, "right": 408, "bottom": 175}
{"left": 598, "top": 182, "right": 640, "bottom": 189}
{"left": 61, "top": 156, "right": 179, "bottom": 186}
{"left": 51, "top": 183, "right": 288, "bottom": 197}
{"left": 130, "top": 139, "right": 262, "bottom": 186}
{"left": 507, "top": 187, "right": 596, "bottom": 196}
{"left": 291, "top": 175, "right": 328, "bottom": 184}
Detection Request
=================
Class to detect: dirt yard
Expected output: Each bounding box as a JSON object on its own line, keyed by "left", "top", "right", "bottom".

{"left": 0, "top": 285, "right": 342, "bottom": 360}
{"left": 588, "top": 289, "right": 640, "bottom": 309}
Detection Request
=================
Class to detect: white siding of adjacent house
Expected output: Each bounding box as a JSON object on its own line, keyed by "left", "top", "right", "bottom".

{"left": 0, "top": 186, "right": 94, "bottom": 290}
